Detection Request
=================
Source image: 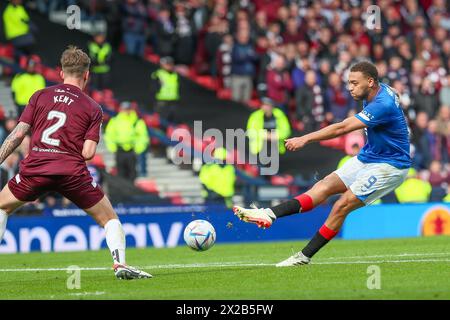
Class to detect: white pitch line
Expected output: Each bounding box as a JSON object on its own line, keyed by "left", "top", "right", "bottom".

{"left": 312, "top": 258, "right": 450, "bottom": 265}
{"left": 68, "top": 291, "right": 105, "bottom": 296}
{"left": 319, "top": 252, "right": 450, "bottom": 260}
{"left": 0, "top": 257, "right": 449, "bottom": 272}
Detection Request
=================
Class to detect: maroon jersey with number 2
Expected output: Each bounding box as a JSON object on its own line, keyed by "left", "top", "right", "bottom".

{"left": 19, "top": 83, "right": 103, "bottom": 176}
{"left": 8, "top": 83, "right": 105, "bottom": 209}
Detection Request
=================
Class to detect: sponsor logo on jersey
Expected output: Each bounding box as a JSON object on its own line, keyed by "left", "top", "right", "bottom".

{"left": 358, "top": 110, "right": 374, "bottom": 122}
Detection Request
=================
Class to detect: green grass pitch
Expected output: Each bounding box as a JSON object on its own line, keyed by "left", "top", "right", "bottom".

{"left": 0, "top": 236, "right": 449, "bottom": 300}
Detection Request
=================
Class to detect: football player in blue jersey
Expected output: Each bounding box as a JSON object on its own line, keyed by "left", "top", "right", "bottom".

{"left": 233, "top": 61, "right": 411, "bottom": 266}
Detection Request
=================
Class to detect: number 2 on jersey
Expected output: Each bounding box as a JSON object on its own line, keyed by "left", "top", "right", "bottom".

{"left": 41, "top": 111, "right": 67, "bottom": 146}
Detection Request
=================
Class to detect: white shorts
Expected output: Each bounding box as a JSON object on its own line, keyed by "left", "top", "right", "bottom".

{"left": 334, "top": 156, "right": 409, "bottom": 205}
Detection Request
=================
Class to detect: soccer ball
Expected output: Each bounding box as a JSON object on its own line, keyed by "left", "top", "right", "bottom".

{"left": 183, "top": 220, "right": 216, "bottom": 251}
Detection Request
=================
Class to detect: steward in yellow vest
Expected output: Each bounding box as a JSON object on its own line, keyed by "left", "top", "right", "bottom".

{"left": 395, "top": 168, "right": 432, "bottom": 203}
{"left": 88, "top": 33, "right": 112, "bottom": 90}
{"left": 104, "top": 101, "right": 149, "bottom": 182}
{"left": 199, "top": 148, "right": 236, "bottom": 208}
{"left": 11, "top": 58, "right": 45, "bottom": 115}
{"left": 151, "top": 56, "right": 179, "bottom": 123}
{"left": 444, "top": 186, "right": 450, "bottom": 203}
{"left": 3, "top": 0, "right": 36, "bottom": 60}
{"left": 246, "top": 97, "right": 291, "bottom": 157}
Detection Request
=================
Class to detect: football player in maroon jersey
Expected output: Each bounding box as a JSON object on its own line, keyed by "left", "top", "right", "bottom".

{"left": 0, "top": 46, "right": 151, "bottom": 279}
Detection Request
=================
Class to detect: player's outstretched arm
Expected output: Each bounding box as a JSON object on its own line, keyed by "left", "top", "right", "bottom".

{"left": 0, "top": 122, "right": 30, "bottom": 164}
{"left": 285, "top": 116, "right": 366, "bottom": 152}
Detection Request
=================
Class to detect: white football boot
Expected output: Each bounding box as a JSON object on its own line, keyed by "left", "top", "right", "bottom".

{"left": 232, "top": 204, "right": 276, "bottom": 229}
{"left": 276, "top": 251, "right": 311, "bottom": 267}
{"left": 113, "top": 264, "right": 152, "bottom": 279}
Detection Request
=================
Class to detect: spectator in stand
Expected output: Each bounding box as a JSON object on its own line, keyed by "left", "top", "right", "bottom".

{"left": 387, "top": 56, "right": 410, "bottom": 90}
{"left": 173, "top": 2, "right": 195, "bottom": 66}
{"left": 265, "top": 54, "right": 293, "bottom": 113}
{"left": 284, "top": 43, "right": 297, "bottom": 70}
{"left": 392, "top": 79, "right": 413, "bottom": 119}
{"left": 440, "top": 74, "right": 450, "bottom": 106}
{"left": 441, "top": 39, "right": 450, "bottom": 71}
{"left": 278, "top": 4, "right": 291, "bottom": 27}
{"left": 401, "top": 0, "right": 425, "bottom": 31}
{"left": 411, "top": 112, "right": 433, "bottom": 170}
{"left": 2, "top": 0, "right": 37, "bottom": 61}
{"left": 205, "top": 17, "right": 229, "bottom": 76}
{"left": 291, "top": 56, "right": 311, "bottom": 90}
{"left": 325, "top": 72, "right": 356, "bottom": 123}
{"left": 295, "top": 70, "right": 324, "bottom": 132}
{"left": 334, "top": 50, "right": 353, "bottom": 78}
{"left": 11, "top": 56, "right": 46, "bottom": 116}
{"left": 426, "top": 120, "right": 441, "bottom": 163}
{"left": 435, "top": 105, "right": 450, "bottom": 164}
{"left": 153, "top": 6, "right": 175, "bottom": 58}
{"left": 375, "top": 60, "right": 390, "bottom": 84}
{"left": 410, "top": 59, "right": 426, "bottom": 94}
{"left": 282, "top": 17, "right": 305, "bottom": 44}
{"left": 397, "top": 41, "right": 414, "bottom": 71}
{"left": 253, "top": 10, "right": 268, "bottom": 38}
{"left": 189, "top": 0, "right": 209, "bottom": 32}
{"left": 216, "top": 34, "right": 233, "bottom": 89}
{"left": 253, "top": 0, "right": 283, "bottom": 24}
{"left": 315, "top": 27, "right": 335, "bottom": 61}
{"left": 427, "top": 0, "right": 449, "bottom": 21}
{"left": 121, "top": 0, "right": 148, "bottom": 58}
{"left": 255, "top": 36, "right": 272, "bottom": 98}
{"left": 104, "top": 0, "right": 122, "bottom": 50}
{"left": 413, "top": 78, "right": 440, "bottom": 118}
{"left": 428, "top": 160, "right": 449, "bottom": 200}
{"left": 317, "top": 59, "right": 332, "bottom": 90}
{"left": 266, "top": 22, "right": 283, "bottom": 47}
{"left": 419, "top": 37, "right": 438, "bottom": 62}
{"left": 426, "top": 55, "right": 447, "bottom": 89}
{"left": 349, "top": 18, "right": 371, "bottom": 49}
{"left": 230, "top": 29, "right": 257, "bottom": 103}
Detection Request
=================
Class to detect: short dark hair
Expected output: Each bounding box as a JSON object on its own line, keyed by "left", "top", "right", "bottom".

{"left": 350, "top": 61, "right": 378, "bottom": 82}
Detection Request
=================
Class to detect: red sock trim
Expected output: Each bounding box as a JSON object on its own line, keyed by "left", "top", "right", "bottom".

{"left": 294, "top": 194, "right": 314, "bottom": 212}
{"left": 319, "top": 224, "right": 338, "bottom": 240}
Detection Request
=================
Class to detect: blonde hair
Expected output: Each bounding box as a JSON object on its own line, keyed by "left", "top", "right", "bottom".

{"left": 60, "top": 45, "right": 90, "bottom": 78}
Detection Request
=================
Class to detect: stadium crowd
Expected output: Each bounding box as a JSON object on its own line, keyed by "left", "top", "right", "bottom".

{"left": 0, "top": 0, "right": 449, "bottom": 205}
